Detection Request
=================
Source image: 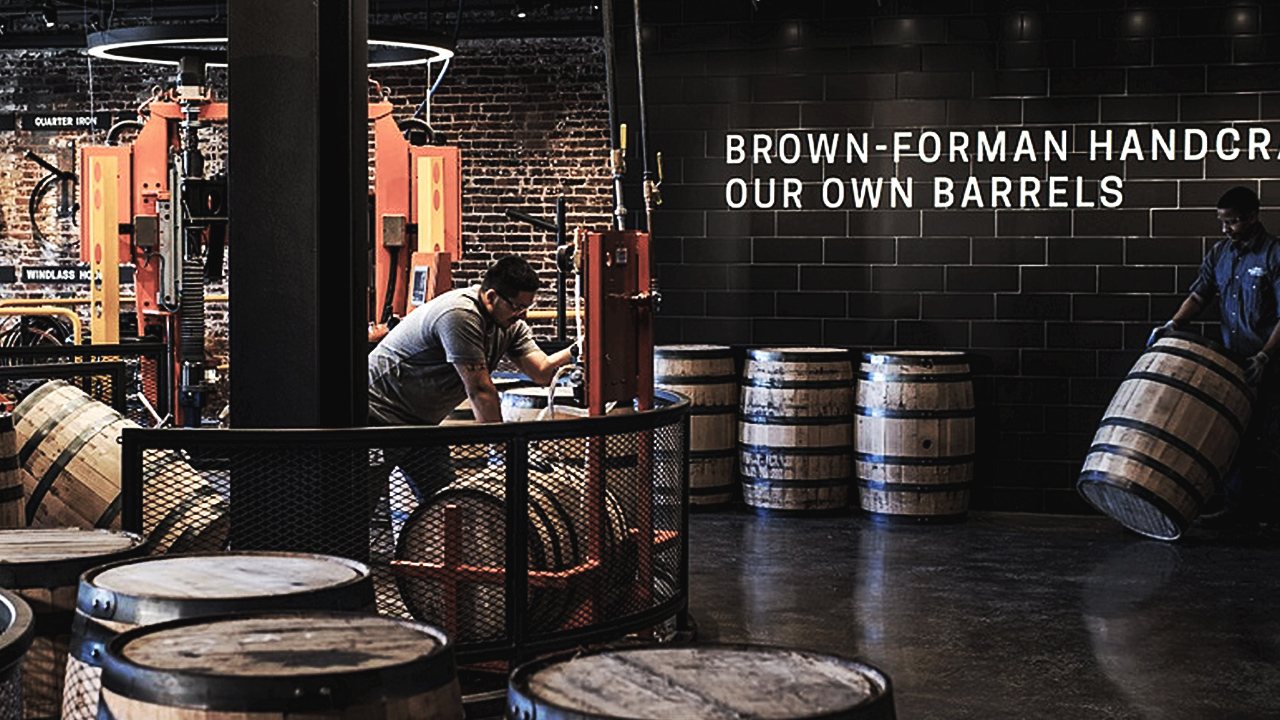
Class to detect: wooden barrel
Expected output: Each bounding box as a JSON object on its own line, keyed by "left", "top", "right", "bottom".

{"left": 1077, "top": 332, "right": 1253, "bottom": 540}
{"left": 62, "top": 552, "right": 376, "bottom": 720}
{"left": 508, "top": 645, "right": 896, "bottom": 720}
{"left": 0, "top": 589, "right": 35, "bottom": 720}
{"left": 393, "top": 465, "right": 632, "bottom": 642}
{"left": 655, "top": 345, "right": 737, "bottom": 507}
{"left": 0, "top": 528, "right": 145, "bottom": 719}
{"left": 13, "top": 379, "right": 229, "bottom": 554}
{"left": 0, "top": 414, "right": 22, "bottom": 529}
{"left": 98, "top": 612, "right": 465, "bottom": 720}
{"left": 739, "top": 347, "right": 854, "bottom": 514}
{"left": 855, "top": 351, "right": 975, "bottom": 523}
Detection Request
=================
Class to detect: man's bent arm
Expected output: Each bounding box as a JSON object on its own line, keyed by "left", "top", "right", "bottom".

{"left": 456, "top": 361, "right": 504, "bottom": 423}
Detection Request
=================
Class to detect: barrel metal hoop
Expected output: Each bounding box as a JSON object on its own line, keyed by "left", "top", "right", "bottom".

{"left": 741, "top": 377, "right": 851, "bottom": 389}
{"left": 739, "top": 414, "right": 853, "bottom": 426}
{"left": 739, "top": 443, "right": 851, "bottom": 457}
{"left": 1078, "top": 472, "right": 1190, "bottom": 539}
{"left": 741, "top": 476, "right": 853, "bottom": 489}
{"left": 690, "top": 447, "right": 737, "bottom": 460}
{"left": 854, "top": 452, "right": 976, "bottom": 466}
{"left": 857, "top": 479, "right": 971, "bottom": 493}
{"left": 96, "top": 494, "right": 123, "bottom": 529}
{"left": 0, "top": 486, "right": 21, "bottom": 503}
{"left": 655, "top": 375, "right": 737, "bottom": 386}
{"left": 854, "top": 406, "right": 975, "bottom": 419}
{"left": 1086, "top": 442, "right": 1210, "bottom": 506}
{"left": 1121, "top": 371, "right": 1247, "bottom": 437}
{"left": 1094, "top": 417, "right": 1221, "bottom": 492}
{"left": 0, "top": 454, "right": 18, "bottom": 472}
{"left": 27, "top": 410, "right": 120, "bottom": 526}
{"left": 857, "top": 371, "right": 972, "bottom": 383}
{"left": 689, "top": 485, "right": 733, "bottom": 497}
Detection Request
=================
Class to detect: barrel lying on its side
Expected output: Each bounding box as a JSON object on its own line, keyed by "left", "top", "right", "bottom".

{"left": 1077, "top": 332, "right": 1253, "bottom": 541}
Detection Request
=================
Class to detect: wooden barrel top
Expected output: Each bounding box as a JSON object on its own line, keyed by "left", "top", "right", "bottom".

{"left": 512, "top": 646, "right": 893, "bottom": 720}
{"left": 101, "top": 613, "right": 458, "bottom": 711}
{"left": 89, "top": 553, "right": 367, "bottom": 599}
{"left": 0, "top": 528, "right": 145, "bottom": 588}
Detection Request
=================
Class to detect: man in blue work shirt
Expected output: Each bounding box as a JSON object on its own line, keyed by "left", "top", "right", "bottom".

{"left": 1149, "top": 186, "right": 1280, "bottom": 532}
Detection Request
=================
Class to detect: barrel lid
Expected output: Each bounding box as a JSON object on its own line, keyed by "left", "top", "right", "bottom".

{"left": 747, "top": 347, "right": 852, "bottom": 362}
{"left": 0, "top": 588, "right": 34, "bottom": 672}
{"left": 78, "top": 552, "right": 374, "bottom": 625}
{"left": 100, "top": 612, "right": 458, "bottom": 712}
{"left": 655, "top": 344, "right": 733, "bottom": 358}
{"left": 509, "top": 645, "right": 895, "bottom": 720}
{"left": 0, "top": 528, "right": 146, "bottom": 589}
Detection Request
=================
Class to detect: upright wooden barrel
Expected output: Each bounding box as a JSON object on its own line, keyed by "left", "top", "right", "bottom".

{"left": 98, "top": 612, "right": 465, "bottom": 720}
{"left": 0, "top": 589, "right": 35, "bottom": 720}
{"left": 855, "top": 351, "right": 976, "bottom": 523}
{"left": 1077, "top": 332, "right": 1253, "bottom": 540}
{"left": 739, "top": 347, "right": 854, "bottom": 514}
{"left": 655, "top": 345, "right": 737, "bottom": 507}
{"left": 0, "top": 414, "right": 21, "bottom": 529}
{"left": 508, "top": 645, "right": 896, "bottom": 720}
{"left": 62, "top": 552, "right": 376, "bottom": 720}
{"left": 0, "top": 528, "right": 145, "bottom": 719}
{"left": 13, "top": 380, "right": 228, "bottom": 554}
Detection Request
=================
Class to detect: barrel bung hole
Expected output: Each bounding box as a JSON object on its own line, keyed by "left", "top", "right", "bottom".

{"left": 921, "top": 439, "right": 933, "bottom": 450}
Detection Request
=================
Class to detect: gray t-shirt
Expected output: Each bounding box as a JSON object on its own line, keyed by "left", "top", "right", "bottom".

{"left": 368, "top": 286, "right": 539, "bottom": 425}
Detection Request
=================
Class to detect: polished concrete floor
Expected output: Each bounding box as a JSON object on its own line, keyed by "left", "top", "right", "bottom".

{"left": 686, "top": 509, "right": 1280, "bottom": 720}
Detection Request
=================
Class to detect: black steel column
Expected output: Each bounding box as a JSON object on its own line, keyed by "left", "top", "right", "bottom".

{"left": 228, "top": 0, "right": 368, "bottom": 430}
{"left": 227, "top": 0, "right": 369, "bottom": 559}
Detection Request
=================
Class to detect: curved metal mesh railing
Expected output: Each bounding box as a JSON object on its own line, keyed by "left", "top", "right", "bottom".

{"left": 119, "top": 390, "right": 691, "bottom": 666}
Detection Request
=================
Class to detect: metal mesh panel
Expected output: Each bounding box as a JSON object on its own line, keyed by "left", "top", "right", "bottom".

{"left": 0, "top": 362, "right": 127, "bottom": 417}
{"left": 61, "top": 654, "right": 98, "bottom": 720}
{"left": 0, "top": 665, "right": 19, "bottom": 720}
{"left": 120, "top": 394, "right": 690, "bottom": 664}
{"left": 0, "top": 344, "right": 169, "bottom": 427}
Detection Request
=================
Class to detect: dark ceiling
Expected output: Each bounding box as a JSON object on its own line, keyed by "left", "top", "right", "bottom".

{"left": 0, "top": 0, "right": 604, "bottom": 48}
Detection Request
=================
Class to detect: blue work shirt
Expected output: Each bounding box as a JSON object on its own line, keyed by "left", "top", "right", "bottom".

{"left": 1190, "top": 226, "right": 1280, "bottom": 358}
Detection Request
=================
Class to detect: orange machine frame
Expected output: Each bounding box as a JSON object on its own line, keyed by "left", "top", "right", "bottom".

{"left": 370, "top": 100, "right": 462, "bottom": 324}
{"left": 81, "top": 99, "right": 228, "bottom": 419}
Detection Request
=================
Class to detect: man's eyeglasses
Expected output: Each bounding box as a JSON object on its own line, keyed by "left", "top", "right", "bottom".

{"left": 496, "top": 291, "right": 534, "bottom": 313}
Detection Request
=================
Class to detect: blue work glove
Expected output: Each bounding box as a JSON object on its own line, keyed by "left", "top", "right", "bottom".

{"left": 1246, "top": 351, "right": 1269, "bottom": 386}
{"left": 1147, "top": 321, "right": 1177, "bottom": 348}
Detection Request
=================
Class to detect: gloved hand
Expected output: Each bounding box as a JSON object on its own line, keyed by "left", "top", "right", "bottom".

{"left": 1246, "top": 351, "right": 1269, "bottom": 386}
{"left": 1147, "top": 320, "right": 1177, "bottom": 348}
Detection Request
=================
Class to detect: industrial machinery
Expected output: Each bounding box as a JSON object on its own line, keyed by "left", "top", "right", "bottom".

{"left": 369, "top": 90, "right": 462, "bottom": 337}
{"left": 79, "top": 57, "right": 227, "bottom": 427}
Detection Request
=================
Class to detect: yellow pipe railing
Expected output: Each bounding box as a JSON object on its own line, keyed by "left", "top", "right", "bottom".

{"left": 0, "top": 306, "right": 84, "bottom": 345}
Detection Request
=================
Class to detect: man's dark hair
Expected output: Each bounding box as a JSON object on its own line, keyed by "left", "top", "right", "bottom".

{"left": 1217, "top": 186, "right": 1261, "bottom": 216}
{"left": 481, "top": 256, "right": 542, "bottom": 297}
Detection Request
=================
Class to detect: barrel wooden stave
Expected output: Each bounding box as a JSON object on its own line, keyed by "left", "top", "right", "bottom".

{"left": 0, "top": 415, "right": 21, "bottom": 529}
{"left": 854, "top": 351, "right": 975, "bottom": 522}
{"left": 657, "top": 345, "right": 737, "bottom": 507}
{"left": 1077, "top": 334, "right": 1252, "bottom": 540}
{"left": 98, "top": 613, "right": 464, "bottom": 720}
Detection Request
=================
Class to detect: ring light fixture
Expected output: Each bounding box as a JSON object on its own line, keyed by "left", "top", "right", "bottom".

{"left": 86, "top": 24, "right": 455, "bottom": 68}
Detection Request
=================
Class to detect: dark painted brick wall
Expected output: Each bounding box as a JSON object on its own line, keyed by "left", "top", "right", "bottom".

{"left": 643, "top": 0, "right": 1277, "bottom": 514}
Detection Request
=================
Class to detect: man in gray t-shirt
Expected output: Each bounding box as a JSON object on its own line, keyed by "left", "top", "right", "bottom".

{"left": 368, "top": 256, "right": 577, "bottom": 506}
{"left": 369, "top": 256, "right": 576, "bottom": 426}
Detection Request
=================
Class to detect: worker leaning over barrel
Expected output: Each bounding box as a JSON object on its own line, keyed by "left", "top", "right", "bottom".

{"left": 368, "top": 256, "right": 578, "bottom": 499}
{"left": 1148, "top": 186, "right": 1280, "bottom": 533}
